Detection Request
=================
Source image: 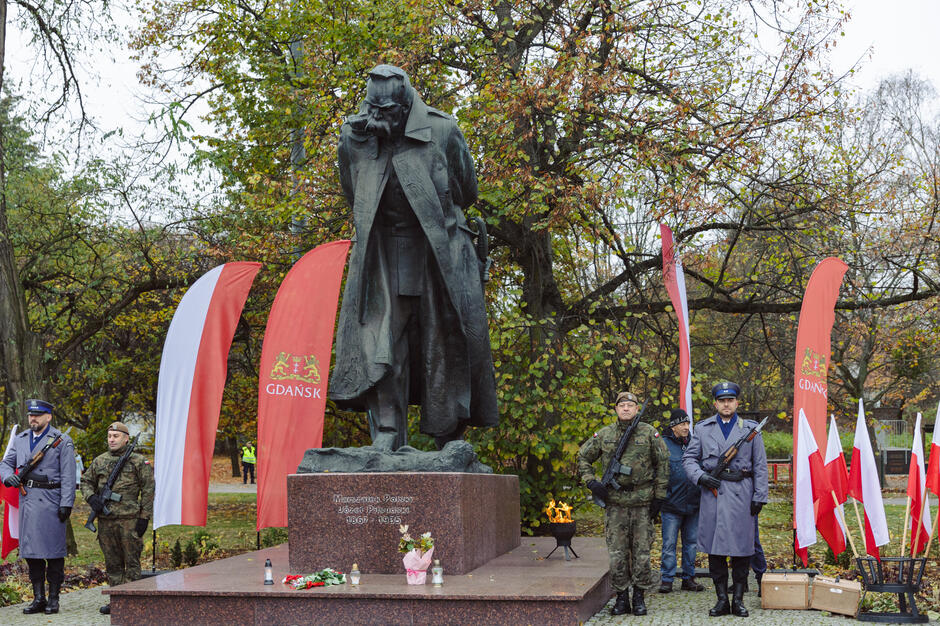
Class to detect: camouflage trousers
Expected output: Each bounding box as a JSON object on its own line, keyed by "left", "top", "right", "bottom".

{"left": 98, "top": 517, "right": 143, "bottom": 587}
{"left": 604, "top": 502, "right": 654, "bottom": 592}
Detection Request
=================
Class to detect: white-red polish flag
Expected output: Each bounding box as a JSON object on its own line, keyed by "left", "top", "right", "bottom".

{"left": 795, "top": 409, "right": 826, "bottom": 565}
{"left": 824, "top": 415, "right": 850, "bottom": 538}
{"left": 816, "top": 416, "right": 846, "bottom": 556}
{"left": 907, "top": 412, "right": 931, "bottom": 555}
{"left": 154, "top": 262, "right": 261, "bottom": 528}
{"left": 660, "top": 224, "right": 693, "bottom": 424}
{"left": 848, "top": 399, "right": 890, "bottom": 559}
{"left": 926, "top": 400, "right": 940, "bottom": 497}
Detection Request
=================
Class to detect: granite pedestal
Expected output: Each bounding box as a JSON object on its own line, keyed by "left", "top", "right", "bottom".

{"left": 106, "top": 538, "right": 612, "bottom": 625}
{"left": 287, "top": 472, "right": 520, "bottom": 575}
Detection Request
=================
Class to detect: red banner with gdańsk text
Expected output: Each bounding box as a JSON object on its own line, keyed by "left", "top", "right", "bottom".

{"left": 256, "top": 240, "right": 351, "bottom": 530}
{"left": 792, "top": 257, "right": 847, "bottom": 536}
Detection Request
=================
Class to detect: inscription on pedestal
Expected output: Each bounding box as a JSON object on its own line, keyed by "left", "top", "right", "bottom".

{"left": 288, "top": 473, "right": 521, "bottom": 575}
{"left": 333, "top": 493, "right": 415, "bottom": 526}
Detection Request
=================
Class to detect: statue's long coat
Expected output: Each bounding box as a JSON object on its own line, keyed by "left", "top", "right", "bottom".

{"left": 0, "top": 427, "right": 76, "bottom": 558}
{"left": 682, "top": 414, "right": 768, "bottom": 557}
{"left": 329, "top": 94, "right": 498, "bottom": 436}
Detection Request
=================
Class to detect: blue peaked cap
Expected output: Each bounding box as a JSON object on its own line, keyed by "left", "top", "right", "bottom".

{"left": 26, "top": 399, "right": 54, "bottom": 414}
{"left": 711, "top": 382, "right": 740, "bottom": 399}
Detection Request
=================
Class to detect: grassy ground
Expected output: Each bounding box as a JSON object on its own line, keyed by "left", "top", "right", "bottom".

{"left": 0, "top": 491, "right": 284, "bottom": 607}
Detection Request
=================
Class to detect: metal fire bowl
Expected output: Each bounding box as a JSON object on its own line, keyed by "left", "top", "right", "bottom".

{"left": 549, "top": 521, "right": 576, "bottom": 546}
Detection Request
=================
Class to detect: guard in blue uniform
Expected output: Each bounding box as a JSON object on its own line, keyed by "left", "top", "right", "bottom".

{"left": 0, "top": 399, "right": 76, "bottom": 614}
{"left": 682, "top": 382, "right": 767, "bottom": 618}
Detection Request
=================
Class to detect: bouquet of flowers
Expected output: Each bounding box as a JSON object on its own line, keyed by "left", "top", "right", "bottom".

{"left": 398, "top": 524, "right": 434, "bottom": 554}
{"left": 282, "top": 568, "right": 346, "bottom": 589}
{"left": 399, "top": 525, "right": 435, "bottom": 584}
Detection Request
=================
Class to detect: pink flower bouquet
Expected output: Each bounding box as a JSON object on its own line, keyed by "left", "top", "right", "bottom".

{"left": 403, "top": 546, "right": 434, "bottom": 584}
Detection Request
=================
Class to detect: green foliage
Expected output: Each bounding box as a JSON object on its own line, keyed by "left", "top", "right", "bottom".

{"left": 170, "top": 538, "right": 183, "bottom": 568}
{"left": 0, "top": 577, "right": 25, "bottom": 605}
{"left": 193, "top": 530, "right": 221, "bottom": 558}
{"left": 761, "top": 432, "right": 794, "bottom": 460}
{"left": 261, "top": 528, "right": 289, "bottom": 548}
{"left": 823, "top": 545, "right": 851, "bottom": 569}
{"left": 183, "top": 539, "right": 200, "bottom": 566}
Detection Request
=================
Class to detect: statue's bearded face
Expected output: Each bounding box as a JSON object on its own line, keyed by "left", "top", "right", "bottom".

{"left": 364, "top": 77, "right": 408, "bottom": 139}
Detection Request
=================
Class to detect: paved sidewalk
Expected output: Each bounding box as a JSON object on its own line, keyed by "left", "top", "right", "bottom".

{"left": 208, "top": 482, "right": 256, "bottom": 493}
{"left": 586, "top": 571, "right": 936, "bottom": 625}
{"left": 0, "top": 586, "right": 109, "bottom": 626}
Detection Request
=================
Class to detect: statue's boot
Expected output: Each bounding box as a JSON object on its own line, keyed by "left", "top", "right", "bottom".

{"left": 434, "top": 423, "right": 468, "bottom": 450}
{"left": 371, "top": 431, "right": 399, "bottom": 451}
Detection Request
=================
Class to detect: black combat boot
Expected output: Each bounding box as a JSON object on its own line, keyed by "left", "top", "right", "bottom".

{"left": 681, "top": 577, "right": 705, "bottom": 592}
{"left": 709, "top": 578, "right": 731, "bottom": 616}
{"left": 632, "top": 587, "right": 648, "bottom": 616}
{"left": 611, "top": 589, "right": 631, "bottom": 615}
{"left": 731, "top": 582, "right": 749, "bottom": 617}
{"left": 22, "top": 582, "right": 46, "bottom": 614}
{"left": 658, "top": 579, "right": 673, "bottom": 593}
{"left": 100, "top": 604, "right": 111, "bottom": 614}
{"left": 44, "top": 581, "right": 60, "bottom": 614}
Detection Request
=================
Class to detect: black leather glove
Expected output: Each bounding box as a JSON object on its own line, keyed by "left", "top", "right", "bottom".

{"left": 135, "top": 518, "right": 149, "bottom": 537}
{"left": 587, "top": 479, "right": 609, "bottom": 503}
{"left": 649, "top": 498, "right": 663, "bottom": 520}
{"left": 87, "top": 494, "right": 105, "bottom": 513}
{"left": 750, "top": 501, "right": 764, "bottom": 516}
{"left": 3, "top": 474, "right": 21, "bottom": 488}
{"left": 57, "top": 506, "right": 72, "bottom": 522}
{"left": 698, "top": 473, "right": 721, "bottom": 490}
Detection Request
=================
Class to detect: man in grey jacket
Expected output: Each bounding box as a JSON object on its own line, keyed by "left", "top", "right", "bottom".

{"left": 0, "top": 399, "right": 76, "bottom": 615}
{"left": 683, "top": 382, "right": 767, "bottom": 618}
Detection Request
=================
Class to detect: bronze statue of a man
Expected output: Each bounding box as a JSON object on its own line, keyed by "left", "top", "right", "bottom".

{"left": 330, "top": 65, "right": 498, "bottom": 451}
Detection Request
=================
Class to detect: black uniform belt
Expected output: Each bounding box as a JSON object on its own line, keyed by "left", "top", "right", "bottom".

{"left": 24, "top": 479, "right": 61, "bottom": 489}
{"left": 717, "top": 469, "right": 753, "bottom": 481}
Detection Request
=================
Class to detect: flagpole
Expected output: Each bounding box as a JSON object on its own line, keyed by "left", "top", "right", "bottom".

{"left": 924, "top": 503, "right": 939, "bottom": 560}
{"left": 900, "top": 495, "right": 911, "bottom": 558}
{"left": 833, "top": 490, "right": 858, "bottom": 558}
{"left": 914, "top": 489, "right": 931, "bottom": 557}
{"left": 851, "top": 497, "right": 866, "bottom": 554}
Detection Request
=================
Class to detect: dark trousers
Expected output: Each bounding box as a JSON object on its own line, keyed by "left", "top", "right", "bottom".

{"left": 751, "top": 516, "right": 766, "bottom": 575}
{"left": 242, "top": 462, "right": 255, "bottom": 484}
{"left": 708, "top": 554, "right": 750, "bottom": 586}
{"left": 26, "top": 557, "right": 64, "bottom": 588}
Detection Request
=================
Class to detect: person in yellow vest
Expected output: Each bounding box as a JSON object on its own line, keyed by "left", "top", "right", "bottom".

{"left": 241, "top": 443, "right": 255, "bottom": 484}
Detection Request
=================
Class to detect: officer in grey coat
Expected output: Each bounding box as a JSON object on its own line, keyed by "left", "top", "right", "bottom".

{"left": 0, "top": 399, "right": 76, "bottom": 615}
{"left": 683, "top": 382, "right": 767, "bottom": 618}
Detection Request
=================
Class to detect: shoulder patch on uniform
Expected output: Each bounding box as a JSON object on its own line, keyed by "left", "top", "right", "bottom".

{"left": 144, "top": 460, "right": 151, "bottom": 464}
{"left": 653, "top": 432, "right": 659, "bottom": 437}
{"left": 592, "top": 432, "right": 599, "bottom": 438}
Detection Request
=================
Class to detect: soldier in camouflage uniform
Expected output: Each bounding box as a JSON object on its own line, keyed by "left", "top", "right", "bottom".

{"left": 578, "top": 391, "right": 669, "bottom": 616}
{"left": 81, "top": 422, "right": 154, "bottom": 615}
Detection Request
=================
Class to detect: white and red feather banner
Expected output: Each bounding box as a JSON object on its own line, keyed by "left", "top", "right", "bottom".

{"left": 660, "top": 224, "right": 693, "bottom": 422}
{"left": 1, "top": 425, "right": 20, "bottom": 560}
{"left": 154, "top": 262, "right": 261, "bottom": 529}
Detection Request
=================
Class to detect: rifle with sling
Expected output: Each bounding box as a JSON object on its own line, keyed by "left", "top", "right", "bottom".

{"left": 593, "top": 403, "right": 647, "bottom": 508}
{"left": 17, "top": 433, "right": 64, "bottom": 495}
{"left": 705, "top": 415, "right": 769, "bottom": 496}
{"left": 85, "top": 434, "right": 139, "bottom": 532}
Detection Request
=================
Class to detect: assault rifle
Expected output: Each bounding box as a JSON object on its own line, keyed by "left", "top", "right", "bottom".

{"left": 17, "top": 433, "right": 64, "bottom": 495}
{"left": 85, "top": 434, "right": 139, "bottom": 532}
{"left": 594, "top": 403, "right": 647, "bottom": 509}
{"left": 706, "top": 415, "right": 769, "bottom": 496}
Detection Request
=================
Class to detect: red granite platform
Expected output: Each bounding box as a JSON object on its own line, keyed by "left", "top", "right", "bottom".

{"left": 106, "top": 537, "right": 612, "bottom": 625}
{"left": 287, "top": 472, "right": 520, "bottom": 575}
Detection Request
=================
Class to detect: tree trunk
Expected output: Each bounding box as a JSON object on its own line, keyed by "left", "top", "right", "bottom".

{"left": 228, "top": 437, "right": 241, "bottom": 478}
